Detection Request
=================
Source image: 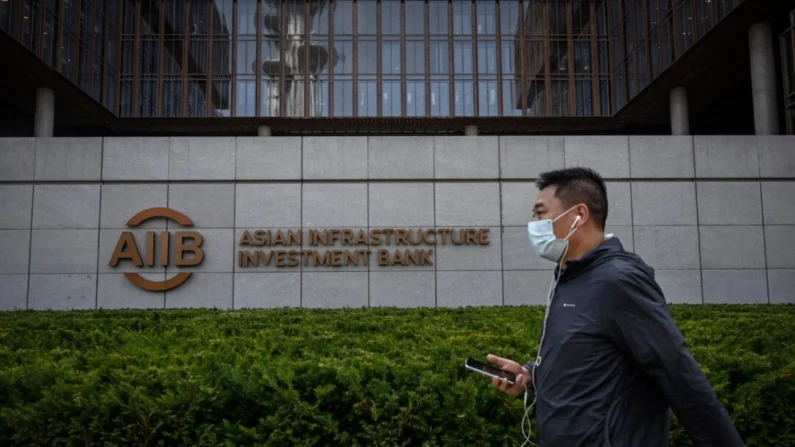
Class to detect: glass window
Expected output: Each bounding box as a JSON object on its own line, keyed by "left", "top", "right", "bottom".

{"left": 453, "top": 1, "right": 471, "bottom": 36}
{"left": 429, "top": 1, "right": 448, "bottom": 36}
{"left": 358, "top": 0, "right": 376, "bottom": 35}
{"left": 139, "top": 79, "right": 158, "bottom": 117}
{"left": 501, "top": 39, "right": 516, "bottom": 75}
{"left": 547, "top": 0, "right": 566, "bottom": 36}
{"left": 237, "top": 40, "right": 257, "bottom": 75}
{"left": 694, "top": 0, "right": 713, "bottom": 39}
{"left": 454, "top": 41, "right": 473, "bottom": 74}
{"left": 358, "top": 40, "right": 377, "bottom": 75}
{"left": 334, "top": 0, "right": 353, "bottom": 35}
{"left": 334, "top": 40, "right": 354, "bottom": 75}
{"left": 163, "top": 79, "right": 182, "bottom": 117}
{"left": 478, "top": 79, "right": 498, "bottom": 116}
{"left": 575, "top": 80, "right": 592, "bottom": 116}
{"left": 430, "top": 80, "right": 450, "bottom": 116}
{"left": 478, "top": 41, "right": 497, "bottom": 75}
{"left": 0, "top": 1, "right": 9, "bottom": 33}
{"left": 382, "top": 40, "right": 401, "bottom": 75}
{"left": 358, "top": 80, "right": 377, "bottom": 116}
{"left": 500, "top": 0, "right": 520, "bottom": 36}
{"left": 333, "top": 78, "right": 354, "bottom": 116}
{"left": 406, "top": 78, "right": 426, "bottom": 116}
{"left": 502, "top": 79, "right": 522, "bottom": 116}
{"left": 406, "top": 40, "right": 425, "bottom": 75}
{"left": 383, "top": 79, "right": 401, "bottom": 116}
{"left": 454, "top": 80, "right": 474, "bottom": 116}
{"left": 677, "top": 1, "right": 693, "bottom": 55}
{"left": 405, "top": 0, "right": 425, "bottom": 36}
{"left": 237, "top": 79, "right": 256, "bottom": 116}
{"left": 783, "top": 30, "right": 795, "bottom": 94}
{"left": 599, "top": 79, "right": 611, "bottom": 116}
{"left": 382, "top": 1, "right": 400, "bottom": 36}
{"left": 573, "top": 41, "right": 591, "bottom": 73}
{"left": 187, "top": 78, "right": 207, "bottom": 116}
{"left": 430, "top": 40, "right": 449, "bottom": 74}
{"left": 476, "top": 2, "right": 496, "bottom": 36}
{"left": 549, "top": 79, "right": 569, "bottom": 116}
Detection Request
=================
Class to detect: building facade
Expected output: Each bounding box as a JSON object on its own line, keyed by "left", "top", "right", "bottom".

{"left": 1, "top": 0, "right": 794, "bottom": 311}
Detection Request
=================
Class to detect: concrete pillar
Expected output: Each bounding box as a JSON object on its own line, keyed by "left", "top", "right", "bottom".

{"left": 257, "top": 125, "right": 272, "bottom": 136}
{"left": 748, "top": 22, "right": 779, "bottom": 135}
{"left": 34, "top": 88, "right": 55, "bottom": 138}
{"left": 464, "top": 124, "right": 478, "bottom": 136}
{"left": 669, "top": 86, "right": 690, "bottom": 135}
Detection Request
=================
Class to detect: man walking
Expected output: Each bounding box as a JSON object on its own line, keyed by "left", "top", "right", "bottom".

{"left": 487, "top": 167, "right": 744, "bottom": 446}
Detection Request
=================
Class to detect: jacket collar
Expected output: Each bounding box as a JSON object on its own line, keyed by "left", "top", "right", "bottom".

{"left": 555, "top": 236, "right": 626, "bottom": 280}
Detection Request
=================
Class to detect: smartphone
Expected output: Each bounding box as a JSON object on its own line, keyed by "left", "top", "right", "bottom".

{"left": 464, "top": 358, "right": 516, "bottom": 385}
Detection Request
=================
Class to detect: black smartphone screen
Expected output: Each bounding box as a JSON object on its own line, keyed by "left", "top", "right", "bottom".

{"left": 465, "top": 358, "right": 517, "bottom": 383}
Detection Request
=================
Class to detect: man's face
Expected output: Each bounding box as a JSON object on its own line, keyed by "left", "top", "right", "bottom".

{"left": 532, "top": 186, "right": 579, "bottom": 240}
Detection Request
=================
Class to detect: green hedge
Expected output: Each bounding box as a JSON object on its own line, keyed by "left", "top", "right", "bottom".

{"left": 0, "top": 305, "right": 793, "bottom": 446}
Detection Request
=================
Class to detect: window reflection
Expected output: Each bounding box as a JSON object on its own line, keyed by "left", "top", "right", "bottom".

{"left": 8, "top": 0, "right": 742, "bottom": 120}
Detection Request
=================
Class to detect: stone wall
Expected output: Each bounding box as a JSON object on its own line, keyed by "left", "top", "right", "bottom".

{"left": 1, "top": 135, "right": 793, "bottom": 310}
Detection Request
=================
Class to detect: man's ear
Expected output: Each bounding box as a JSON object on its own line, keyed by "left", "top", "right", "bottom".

{"left": 576, "top": 204, "right": 590, "bottom": 227}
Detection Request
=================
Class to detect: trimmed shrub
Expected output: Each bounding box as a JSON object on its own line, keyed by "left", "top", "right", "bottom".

{"left": 0, "top": 305, "right": 793, "bottom": 446}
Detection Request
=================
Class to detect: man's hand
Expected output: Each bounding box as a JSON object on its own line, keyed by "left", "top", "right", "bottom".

{"left": 486, "top": 354, "right": 532, "bottom": 396}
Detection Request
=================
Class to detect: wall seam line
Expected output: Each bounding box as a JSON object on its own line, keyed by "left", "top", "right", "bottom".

{"left": 756, "top": 140, "right": 771, "bottom": 304}
{"left": 26, "top": 138, "right": 36, "bottom": 310}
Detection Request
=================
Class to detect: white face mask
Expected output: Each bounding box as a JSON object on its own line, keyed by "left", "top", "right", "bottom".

{"left": 526, "top": 206, "right": 581, "bottom": 263}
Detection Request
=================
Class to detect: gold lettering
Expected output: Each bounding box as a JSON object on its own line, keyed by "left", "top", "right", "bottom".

{"left": 287, "top": 230, "right": 302, "bottom": 246}
{"left": 421, "top": 249, "right": 433, "bottom": 265}
{"left": 302, "top": 250, "right": 313, "bottom": 266}
{"left": 159, "top": 231, "right": 169, "bottom": 266}
{"left": 311, "top": 229, "right": 328, "bottom": 246}
{"left": 273, "top": 230, "right": 286, "bottom": 246}
{"left": 313, "top": 251, "right": 331, "bottom": 266}
{"left": 370, "top": 229, "right": 384, "bottom": 246}
{"left": 377, "top": 249, "right": 390, "bottom": 266}
{"left": 145, "top": 231, "right": 155, "bottom": 266}
{"left": 238, "top": 250, "right": 258, "bottom": 267}
{"left": 343, "top": 250, "right": 360, "bottom": 266}
{"left": 451, "top": 229, "right": 465, "bottom": 245}
{"left": 439, "top": 228, "right": 450, "bottom": 245}
{"left": 253, "top": 230, "right": 267, "bottom": 245}
{"left": 109, "top": 232, "right": 143, "bottom": 267}
{"left": 331, "top": 250, "right": 343, "bottom": 267}
{"left": 239, "top": 230, "right": 253, "bottom": 246}
{"left": 360, "top": 249, "right": 372, "bottom": 266}
{"left": 286, "top": 250, "right": 300, "bottom": 267}
{"left": 355, "top": 229, "right": 369, "bottom": 245}
{"left": 342, "top": 229, "right": 354, "bottom": 246}
{"left": 392, "top": 249, "right": 406, "bottom": 265}
{"left": 479, "top": 228, "right": 490, "bottom": 245}
{"left": 424, "top": 229, "right": 437, "bottom": 244}
{"left": 274, "top": 250, "right": 287, "bottom": 267}
{"left": 395, "top": 229, "right": 409, "bottom": 245}
{"left": 174, "top": 231, "right": 204, "bottom": 266}
{"left": 409, "top": 229, "right": 423, "bottom": 245}
{"left": 257, "top": 250, "right": 273, "bottom": 267}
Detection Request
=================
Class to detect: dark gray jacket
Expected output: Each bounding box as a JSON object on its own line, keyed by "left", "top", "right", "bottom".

{"left": 523, "top": 237, "right": 745, "bottom": 447}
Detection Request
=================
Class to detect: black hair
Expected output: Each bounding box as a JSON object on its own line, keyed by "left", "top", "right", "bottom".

{"left": 535, "top": 167, "right": 608, "bottom": 230}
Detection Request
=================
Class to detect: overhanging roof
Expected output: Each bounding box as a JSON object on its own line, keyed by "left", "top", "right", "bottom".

{"left": 616, "top": 0, "right": 795, "bottom": 126}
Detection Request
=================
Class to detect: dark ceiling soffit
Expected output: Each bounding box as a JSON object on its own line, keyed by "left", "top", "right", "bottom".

{"left": 615, "top": 0, "right": 792, "bottom": 124}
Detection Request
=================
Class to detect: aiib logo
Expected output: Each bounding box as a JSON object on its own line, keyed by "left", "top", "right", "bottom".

{"left": 108, "top": 208, "right": 205, "bottom": 291}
